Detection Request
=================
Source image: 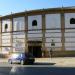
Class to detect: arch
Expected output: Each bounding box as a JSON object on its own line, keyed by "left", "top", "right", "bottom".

{"left": 5, "top": 24, "right": 8, "bottom": 29}
{"left": 70, "top": 18, "right": 75, "bottom": 24}
{"left": 32, "top": 20, "right": 37, "bottom": 26}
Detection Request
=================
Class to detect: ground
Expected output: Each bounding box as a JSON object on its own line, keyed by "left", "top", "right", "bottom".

{"left": 1, "top": 57, "right": 75, "bottom": 67}
{"left": 0, "top": 57, "right": 75, "bottom": 75}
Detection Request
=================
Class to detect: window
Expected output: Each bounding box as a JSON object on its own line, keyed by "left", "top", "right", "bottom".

{"left": 5, "top": 24, "right": 8, "bottom": 31}
{"left": 32, "top": 20, "right": 37, "bottom": 26}
{"left": 70, "top": 18, "right": 75, "bottom": 24}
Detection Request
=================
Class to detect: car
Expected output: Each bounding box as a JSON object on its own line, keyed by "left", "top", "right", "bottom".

{"left": 8, "top": 53, "right": 35, "bottom": 65}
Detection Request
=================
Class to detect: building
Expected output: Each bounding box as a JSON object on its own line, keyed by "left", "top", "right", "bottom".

{"left": 0, "top": 7, "right": 75, "bottom": 57}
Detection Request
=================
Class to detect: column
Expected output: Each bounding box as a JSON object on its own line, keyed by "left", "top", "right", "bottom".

{"left": 25, "top": 15, "right": 28, "bottom": 53}
{"left": 10, "top": 15, "right": 13, "bottom": 53}
{"left": 61, "top": 13, "right": 65, "bottom": 51}
{"left": 42, "top": 14, "right": 46, "bottom": 57}
{"left": 0, "top": 18, "right": 2, "bottom": 52}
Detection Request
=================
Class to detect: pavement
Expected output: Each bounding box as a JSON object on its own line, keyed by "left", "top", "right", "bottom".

{"left": 0, "top": 58, "right": 8, "bottom": 63}
{"left": 35, "top": 57, "right": 75, "bottom": 67}
{"left": 1, "top": 57, "right": 75, "bottom": 67}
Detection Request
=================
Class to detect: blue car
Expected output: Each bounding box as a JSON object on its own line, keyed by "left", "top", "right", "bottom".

{"left": 8, "top": 53, "right": 35, "bottom": 65}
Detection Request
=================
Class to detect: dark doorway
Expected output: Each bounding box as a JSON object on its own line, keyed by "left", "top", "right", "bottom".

{"left": 28, "top": 46, "right": 42, "bottom": 58}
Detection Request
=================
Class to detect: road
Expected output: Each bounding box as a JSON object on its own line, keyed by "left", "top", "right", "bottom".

{"left": 0, "top": 62, "right": 75, "bottom": 75}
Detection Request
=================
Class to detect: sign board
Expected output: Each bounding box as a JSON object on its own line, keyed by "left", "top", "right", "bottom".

{"left": 51, "top": 43, "right": 55, "bottom": 46}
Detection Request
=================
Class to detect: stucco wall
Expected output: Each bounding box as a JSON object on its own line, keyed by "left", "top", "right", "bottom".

{"left": 2, "top": 19, "right": 11, "bottom": 54}
{"left": 13, "top": 17, "right": 25, "bottom": 31}
{"left": 13, "top": 17, "right": 25, "bottom": 52}
{"left": 2, "top": 12, "right": 75, "bottom": 54}
{"left": 45, "top": 14, "right": 61, "bottom": 51}
{"left": 65, "top": 13, "right": 75, "bottom": 50}
{"left": 28, "top": 15, "right": 42, "bottom": 41}
{"left": 2, "top": 19, "right": 11, "bottom": 32}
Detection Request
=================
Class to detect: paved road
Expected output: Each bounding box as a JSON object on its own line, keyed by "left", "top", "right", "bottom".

{"left": 1, "top": 57, "right": 75, "bottom": 75}
{"left": 0, "top": 63, "right": 75, "bottom": 75}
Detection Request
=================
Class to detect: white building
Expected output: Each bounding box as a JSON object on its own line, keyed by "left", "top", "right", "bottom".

{"left": 0, "top": 7, "right": 75, "bottom": 57}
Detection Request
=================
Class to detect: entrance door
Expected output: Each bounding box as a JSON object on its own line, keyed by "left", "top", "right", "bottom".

{"left": 28, "top": 46, "right": 42, "bottom": 58}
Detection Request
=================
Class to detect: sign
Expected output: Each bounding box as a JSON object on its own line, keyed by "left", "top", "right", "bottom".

{"left": 51, "top": 40, "right": 55, "bottom": 46}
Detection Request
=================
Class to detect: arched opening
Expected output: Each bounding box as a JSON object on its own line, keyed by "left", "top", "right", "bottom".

{"left": 70, "top": 18, "right": 75, "bottom": 24}
{"left": 5, "top": 24, "right": 8, "bottom": 31}
{"left": 32, "top": 20, "right": 37, "bottom": 26}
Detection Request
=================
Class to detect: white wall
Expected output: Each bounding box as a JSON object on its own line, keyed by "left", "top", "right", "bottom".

{"left": 28, "top": 15, "right": 42, "bottom": 32}
{"left": 13, "top": 32, "right": 25, "bottom": 52}
{"left": 2, "top": 18, "right": 11, "bottom": 47}
{"left": 2, "top": 33, "right": 11, "bottom": 54}
{"left": 45, "top": 14, "right": 61, "bottom": 51}
{"left": 65, "top": 13, "right": 75, "bottom": 50}
{"left": 65, "top": 13, "right": 75, "bottom": 28}
{"left": 13, "top": 17, "right": 25, "bottom": 31}
{"left": 45, "top": 14, "right": 61, "bottom": 29}
{"left": 28, "top": 15, "right": 42, "bottom": 41}
{"left": 2, "top": 33, "right": 11, "bottom": 46}
{"left": 2, "top": 19, "right": 11, "bottom": 32}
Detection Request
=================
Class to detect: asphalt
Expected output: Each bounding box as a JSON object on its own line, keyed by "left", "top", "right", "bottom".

{"left": 1, "top": 57, "right": 75, "bottom": 67}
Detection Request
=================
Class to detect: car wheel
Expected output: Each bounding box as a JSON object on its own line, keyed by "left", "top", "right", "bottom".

{"left": 20, "top": 60, "right": 24, "bottom": 65}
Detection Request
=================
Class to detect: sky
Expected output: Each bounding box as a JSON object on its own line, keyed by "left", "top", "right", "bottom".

{"left": 0, "top": 0, "right": 75, "bottom": 16}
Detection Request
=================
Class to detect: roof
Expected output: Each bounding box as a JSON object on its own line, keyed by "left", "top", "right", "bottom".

{"left": 1, "top": 6, "right": 75, "bottom": 19}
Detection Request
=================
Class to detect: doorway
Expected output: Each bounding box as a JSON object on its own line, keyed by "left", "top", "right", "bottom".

{"left": 28, "top": 41, "right": 42, "bottom": 58}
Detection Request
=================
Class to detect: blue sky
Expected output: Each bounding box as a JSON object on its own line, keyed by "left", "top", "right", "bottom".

{"left": 0, "top": 0, "right": 75, "bottom": 16}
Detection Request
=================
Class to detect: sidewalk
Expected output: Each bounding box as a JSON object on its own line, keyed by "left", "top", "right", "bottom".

{"left": 1, "top": 57, "right": 75, "bottom": 67}
{"left": 0, "top": 58, "right": 8, "bottom": 63}
{"left": 35, "top": 57, "right": 75, "bottom": 67}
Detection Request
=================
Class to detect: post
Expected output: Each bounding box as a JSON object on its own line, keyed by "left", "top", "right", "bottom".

{"left": 0, "top": 18, "right": 2, "bottom": 52}
{"left": 25, "top": 15, "right": 28, "bottom": 53}
{"left": 42, "top": 14, "right": 46, "bottom": 57}
{"left": 61, "top": 11, "right": 65, "bottom": 51}
{"left": 10, "top": 13, "right": 13, "bottom": 54}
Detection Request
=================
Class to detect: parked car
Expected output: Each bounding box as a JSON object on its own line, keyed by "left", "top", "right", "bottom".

{"left": 8, "top": 53, "right": 35, "bottom": 65}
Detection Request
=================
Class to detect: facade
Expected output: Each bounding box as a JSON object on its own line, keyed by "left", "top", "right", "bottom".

{"left": 0, "top": 7, "right": 75, "bottom": 57}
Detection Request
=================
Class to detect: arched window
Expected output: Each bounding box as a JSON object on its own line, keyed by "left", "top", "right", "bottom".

{"left": 32, "top": 20, "right": 37, "bottom": 26}
{"left": 70, "top": 18, "right": 75, "bottom": 24}
{"left": 5, "top": 24, "right": 8, "bottom": 31}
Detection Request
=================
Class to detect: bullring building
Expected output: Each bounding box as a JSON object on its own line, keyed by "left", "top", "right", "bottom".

{"left": 0, "top": 7, "right": 75, "bottom": 57}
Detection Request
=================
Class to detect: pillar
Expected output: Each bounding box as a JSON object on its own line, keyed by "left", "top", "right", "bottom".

{"left": 42, "top": 14, "right": 46, "bottom": 57}
{"left": 10, "top": 15, "right": 13, "bottom": 54}
{"left": 61, "top": 13, "right": 65, "bottom": 51}
{"left": 0, "top": 18, "right": 2, "bottom": 52}
{"left": 25, "top": 15, "right": 28, "bottom": 53}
